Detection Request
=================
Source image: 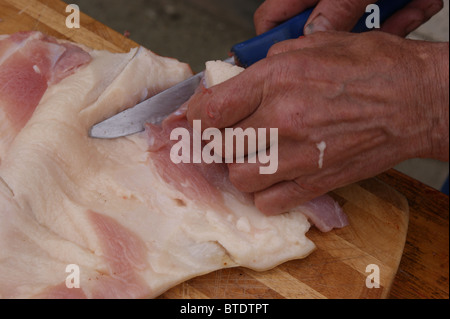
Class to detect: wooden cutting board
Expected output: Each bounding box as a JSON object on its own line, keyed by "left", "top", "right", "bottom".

{"left": 0, "top": 0, "right": 410, "bottom": 299}
{"left": 160, "top": 179, "right": 409, "bottom": 299}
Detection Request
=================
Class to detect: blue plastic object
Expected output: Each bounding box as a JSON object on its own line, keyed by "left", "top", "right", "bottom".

{"left": 231, "top": 0, "right": 413, "bottom": 67}
{"left": 442, "top": 176, "right": 449, "bottom": 195}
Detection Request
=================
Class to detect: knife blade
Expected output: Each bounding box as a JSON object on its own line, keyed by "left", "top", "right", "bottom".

{"left": 89, "top": 0, "right": 412, "bottom": 139}
{"left": 89, "top": 68, "right": 206, "bottom": 140}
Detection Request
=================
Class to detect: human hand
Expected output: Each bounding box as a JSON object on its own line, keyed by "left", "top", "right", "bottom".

{"left": 186, "top": 32, "right": 449, "bottom": 215}
{"left": 254, "top": 0, "right": 444, "bottom": 37}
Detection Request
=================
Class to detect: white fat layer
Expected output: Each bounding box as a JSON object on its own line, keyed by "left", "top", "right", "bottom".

{"left": 0, "top": 44, "right": 315, "bottom": 298}
{"left": 204, "top": 60, "right": 245, "bottom": 88}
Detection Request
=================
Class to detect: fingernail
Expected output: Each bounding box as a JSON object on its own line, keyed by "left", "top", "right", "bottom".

{"left": 304, "top": 14, "right": 334, "bottom": 35}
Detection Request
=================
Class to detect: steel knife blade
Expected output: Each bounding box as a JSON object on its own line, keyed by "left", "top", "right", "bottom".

{"left": 89, "top": 69, "right": 205, "bottom": 139}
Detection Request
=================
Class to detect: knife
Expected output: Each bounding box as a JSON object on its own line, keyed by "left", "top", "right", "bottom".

{"left": 90, "top": 0, "right": 412, "bottom": 139}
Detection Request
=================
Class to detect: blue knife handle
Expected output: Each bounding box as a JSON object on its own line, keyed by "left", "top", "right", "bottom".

{"left": 231, "top": 0, "right": 413, "bottom": 67}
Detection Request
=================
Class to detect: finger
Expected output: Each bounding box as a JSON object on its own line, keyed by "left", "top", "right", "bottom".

{"left": 304, "top": 0, "right": 375, "bottom": 34}
{"left": 186, "top": 62, "right": 266, "bottom": 130}
{"left": 267, "top": 38, "right": 309, "bottom": 57}
{"left": 254, "top": 0, "right": 318, "bottom": 35}
{"left": 226, "top": 139, "right": 287, "bottom": 194}
{"left": 266, "top": 32, "right": 348, "bottom": 57}
{"left": 380, "top": 0, "right": 444, "bottom": 37}
{"left": 227, "top": 136, "right": 323, "bottom": 194}
{"left": 254, "top": 180, "right": 322, "bottom": 215}
{"left": 218, "top": 91, "right": 285, "bottom": 161}
{"left": 228, "top": 120, "right": 390, "bottom": 194}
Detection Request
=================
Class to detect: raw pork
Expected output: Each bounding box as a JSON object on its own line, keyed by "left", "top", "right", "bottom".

{"left": 0, "top": 32, "right": 347, "bottom": 299}
{"left": 0, "top": 31, "right": 91, "bottom": 159}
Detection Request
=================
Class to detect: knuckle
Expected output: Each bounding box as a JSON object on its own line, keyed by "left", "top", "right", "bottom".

{"left": 267, "top": 44, "right": 280, "bottom": 57}
{"left": 203, "top": 101, "right": 223, "bottom": 127}
{"left": 188, "top": 88, "right": 228, "bottom": 129}
{"left": 267, "top": 42, "right": 289, "bottom": 57}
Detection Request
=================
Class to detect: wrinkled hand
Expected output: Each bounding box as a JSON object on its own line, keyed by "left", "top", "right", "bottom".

{"left": 187, "top": 32, "right": 449, "bottom": 215}
{"left": 254, "top": 0, "right": 444, "bottom": 37}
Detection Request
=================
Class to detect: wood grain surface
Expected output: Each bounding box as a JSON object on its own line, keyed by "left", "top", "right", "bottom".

{"left": 159, "top": 178, "right": 409, "bottom": 299}
{"left": 0, "top": 0, "right": 448, "bottom": 299}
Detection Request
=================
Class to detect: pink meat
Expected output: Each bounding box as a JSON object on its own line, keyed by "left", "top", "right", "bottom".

{"left": 87, "top": 211, "right": 151, "bottom": 299}
{"left": 295, "top": 195, "right": 349, "bottom": 232}
{"left": 30, "top": 211, "right": 152, "bottom": 299}
{"left": 33, "top": 283, "right": 88, "bottom": 299}
{"left": 146, "top": 110, "right": 348, "bottom": 232}
{"left": 0, "top": 31, "right": 91, "bottom": 137}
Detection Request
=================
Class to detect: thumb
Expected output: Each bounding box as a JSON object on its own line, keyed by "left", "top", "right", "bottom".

{"left": 304, "top": 0, "right": 375, "bottom": 34}
{"left": 186, "top": 63, "right": 265, "bottom": 130}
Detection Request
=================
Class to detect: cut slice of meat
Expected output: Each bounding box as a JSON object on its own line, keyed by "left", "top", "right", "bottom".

{"left": 294, "top": 195, "right": 349, "bottom": 233}
{"left": 0, "top": 32, "right": 346, "bottom": 299}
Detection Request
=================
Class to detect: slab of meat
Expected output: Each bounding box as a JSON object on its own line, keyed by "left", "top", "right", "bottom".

{"left": 0, "top": 32, "right": 347, "bottom": 299}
